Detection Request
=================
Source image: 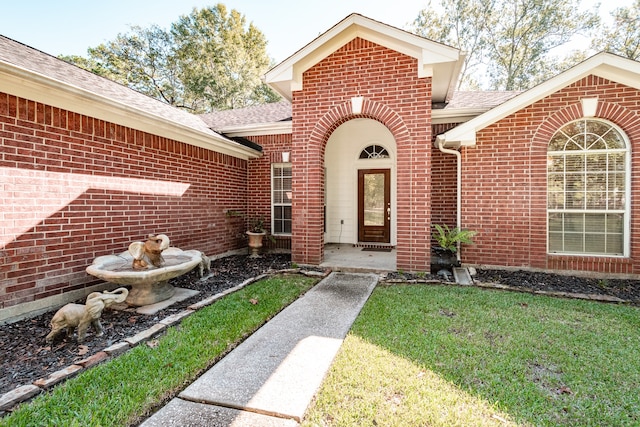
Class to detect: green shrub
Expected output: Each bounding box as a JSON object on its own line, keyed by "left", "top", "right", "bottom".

{"left": 432, "top": 224, "right": 476, "bottom": 253}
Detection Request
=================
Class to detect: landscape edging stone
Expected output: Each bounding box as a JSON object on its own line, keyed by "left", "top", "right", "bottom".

{"left": 0, "top": 269, "right": 323, "bottom": 413}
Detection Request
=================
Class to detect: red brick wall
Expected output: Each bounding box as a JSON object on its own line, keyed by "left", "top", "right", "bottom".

{"left": 461, "top": 76, "right": 640, "bottom": 274}
{"left": 291, "top": 37, "right": 433, "bottom": 271}
{"left": 247, "top": 133, "right": 293, "bottom": 250}
{"left": 431, "top": 123, "right": 461, "bottom": 234}
{"left": 0, "top": 92, "right": 249, "bottom": 311}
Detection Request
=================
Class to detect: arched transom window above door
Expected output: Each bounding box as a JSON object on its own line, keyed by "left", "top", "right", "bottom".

{"left": 359, "top": 145, "right": 390, "bottom": 159}
{"left": 547, "top": 119, "right": 629, "bottom": 256}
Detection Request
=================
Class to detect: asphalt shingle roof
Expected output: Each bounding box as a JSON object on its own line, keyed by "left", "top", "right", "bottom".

{"left": 443, "top": 91, "right": 521, "bottom": 109}
{"left": 0, "top": 35, "right": 216, "bottom": 136}
{"left": 0, "top": 34, "right": 520, "bottom": 135}
{"left": 200, "top": 101, "right": 292, "bottom": 131}
{"left": 200, "top": 92, "right": 521, "bottom": 130}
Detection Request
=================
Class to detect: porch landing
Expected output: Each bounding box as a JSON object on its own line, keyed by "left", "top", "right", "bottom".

{"left": 320, "top": 243, "right": 396, "bottom": 272}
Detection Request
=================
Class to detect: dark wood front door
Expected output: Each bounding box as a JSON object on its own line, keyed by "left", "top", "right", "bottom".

{"left": 358, "top": 169, "right": 391, "bottom": 243}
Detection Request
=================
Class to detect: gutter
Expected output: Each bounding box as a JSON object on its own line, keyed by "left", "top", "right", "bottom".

{"left": 216, "top": 121, "right": 293, "bottom": 137}
{"left": 0, "top": 61, "right": 262, "bottom": 160}
{"left": 436, "top": 139, "right": 462, "bottom": 262}
{"left": 431, "top": 107, "right": 489, "bottom": 125}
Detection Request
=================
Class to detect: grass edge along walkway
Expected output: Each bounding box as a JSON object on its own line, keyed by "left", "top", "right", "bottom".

{"left": 303, "top": 284, "right": 640, "bottom": 427}
{"left": 0, "top": 274, "right": 318, "bottom": 427}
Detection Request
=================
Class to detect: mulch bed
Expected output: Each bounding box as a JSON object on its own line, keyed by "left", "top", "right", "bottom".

{"left": 385, "top": 268, "right": 640, "bottom": 303}
{"left": 1, "top": 256, "right": 639, "bottom": 399}
{"left": 0, "top": 253, "right": 293, "bottom": 397}
{"left": 473, "top": 269, "right": 640, "bottom": 303}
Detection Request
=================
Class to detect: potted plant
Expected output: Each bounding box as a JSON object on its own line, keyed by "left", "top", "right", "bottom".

{"left": 246, "top": 216, "right": 268, "bottom": 257}
{"left": 431, "top": 224, "right": 476, "bottom": 272}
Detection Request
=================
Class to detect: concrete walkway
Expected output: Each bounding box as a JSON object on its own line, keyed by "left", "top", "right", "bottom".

{"left": 140, "top": 272, "right": 378, "bottom": 427}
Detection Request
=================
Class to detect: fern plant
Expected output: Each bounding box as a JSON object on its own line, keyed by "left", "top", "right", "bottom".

{"left": 433, "top": 224, "right": 476, "bottom": 253}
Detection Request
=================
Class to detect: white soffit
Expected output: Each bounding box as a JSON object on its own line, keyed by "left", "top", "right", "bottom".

{"left": 0, "top": 62, "right": 262, "bottom": 160}
{"left": 219, "top": 121, "right": 293, "bottom": 137}
{"left": 264, "top": 13, "right": 462, "bottom": 103}
{"left": 431, "top": 108, "right": 488, "bottom": 125}
{"left": 435, "top": 52, "right": 640, "bottom": 148}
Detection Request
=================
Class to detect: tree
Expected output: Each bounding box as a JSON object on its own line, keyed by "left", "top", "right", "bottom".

{"left": 411, "top": 0, "right": 600, "bottom": 90}
{"left": 62, "top": 4, "right": 279, "bottom": 113}
{"left": 527, "top": 50, "right": 590, "bottom": 87}
{"left": 58, "top": 55, "right": 110, "bottom": 77}
{"left": 84, "top": 25, "right": 190, "bottom": 109}
{"left": 486, "top": 0, "right": 599, "bottom": 90}
{"left": 410, "top": 0, "right": 495, "bottom": 89}
{"left": 171, "top": 4, "right": 279, "bottom": 111}
{"left": 592, "top": 0, "right": 640, "bottom": 60}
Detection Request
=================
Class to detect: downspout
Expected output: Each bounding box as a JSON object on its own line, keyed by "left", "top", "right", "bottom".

{"left": 437, "top": 139, "right": 462, "bottom": 262}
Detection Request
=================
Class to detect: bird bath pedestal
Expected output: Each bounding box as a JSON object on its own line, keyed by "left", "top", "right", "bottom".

{"left": 86, "top": 247, "right": 203, "bottom": 306}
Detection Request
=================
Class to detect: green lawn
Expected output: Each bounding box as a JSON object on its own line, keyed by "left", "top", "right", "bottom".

{"left": 303, "top": 284, "right": 640, "bottom": 427}
{"left": 0, "top": 275, "right": 318, "bottom": 427}
{"left": 4, "top": 279, "right": 638, "bottom": 426}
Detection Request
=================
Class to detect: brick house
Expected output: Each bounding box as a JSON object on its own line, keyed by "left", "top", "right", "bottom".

{"left": 2, "top": 13, "right": 640, "bottom": 321}
{"left": 0, "top": 33, "right": 262, "bottom": 321}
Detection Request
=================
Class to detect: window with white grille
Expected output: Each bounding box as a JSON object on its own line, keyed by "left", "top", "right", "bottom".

{"left": 547, "top": 119, "right": 629, "bottom": 256}
{"left": 272, "top": 164, "right": 292, "bottom": 234}
{"left": 359, "top": 145, "right": 389, "bottom": 159}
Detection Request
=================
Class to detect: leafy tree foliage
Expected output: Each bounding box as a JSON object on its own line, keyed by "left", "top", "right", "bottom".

{"left": 411, "top": 0, "right": 494, "bottom": 89}
{"left": 411, "top": 0, "right": 600, "bottom": 90}
{"left": 171, "top": 5, "right": 278, "bottom": 111}
{"left": 57, "top": 55, "right": 109, "bottom": 77}
{"left": 592, "top": 0, "right": 640, "bottom": 60}
{"left": 62, "top": 4, "right": 279, "bottom": 113}
{"left": 486, "top": 0, "right": 599, "bottom": 90}
{"left": 85, "top": 25, "right": 188, "bottom": 108}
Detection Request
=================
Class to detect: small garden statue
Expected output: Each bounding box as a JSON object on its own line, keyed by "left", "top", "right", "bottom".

{"left": 45, "top": 287, "right": 129, "bottom": 343}
{"left": 128, "top": 234, "right": 170, "bottom": 269}
{"left": 198, "top": 251, "right": 211, "bottom": 277}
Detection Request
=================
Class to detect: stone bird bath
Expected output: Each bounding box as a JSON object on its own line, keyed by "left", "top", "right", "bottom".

{"left": 86, "top": 239, "right": 203, "bottom": 306}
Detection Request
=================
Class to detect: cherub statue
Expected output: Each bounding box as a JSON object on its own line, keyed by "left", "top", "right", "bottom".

{"left": 45, "top": 287, "right": 129, "bottom": 343}
{"left": 128, "top": 234, "right": 170, "bottom": 269}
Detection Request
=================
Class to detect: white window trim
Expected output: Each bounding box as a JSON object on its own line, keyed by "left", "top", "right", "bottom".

{"left": 547, "top": 118, "right": 631, "bottom": 257}
{"left": 271, "top": 162, "right": 292, "bottom": 236}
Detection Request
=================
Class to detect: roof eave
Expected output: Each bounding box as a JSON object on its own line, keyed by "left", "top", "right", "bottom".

{"left": 437, "top": 53, "right": 640, "bottom": 148}
{"left": 264, "top": 13, "right": 462, "bottom": 102}
{"left": 217, "top": 121, "right": 293, "bottom": 137}
{"left": 0, "top": 61, "right": 262, "bottom": 160}
{"left": 434, "top": 132, "right": 473, "bottom": 149}
{"left": 432, "top": 107, "right": 489, "bottom": 125}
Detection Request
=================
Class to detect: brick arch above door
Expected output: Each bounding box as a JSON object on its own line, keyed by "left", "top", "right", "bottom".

{"left": 292, "top": 96, "right": 432, "bottom": 270}
{"left": 307, "top": 98, "right": 411, "bottom": 154}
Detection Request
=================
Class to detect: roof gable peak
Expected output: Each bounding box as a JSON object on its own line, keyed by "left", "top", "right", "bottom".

{"left": 264, "top": 13, "right": 463, "bottom": 103}
{"left": 436, "top": 52, "right": 640, "bottom": 148}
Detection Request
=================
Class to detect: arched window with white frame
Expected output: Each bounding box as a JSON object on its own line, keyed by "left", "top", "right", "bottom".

{"left": 547, "top": 119, "right": 630, "bottom": 256}
{"left": 359, "top": 145, "right": 389, "bottom": 159}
